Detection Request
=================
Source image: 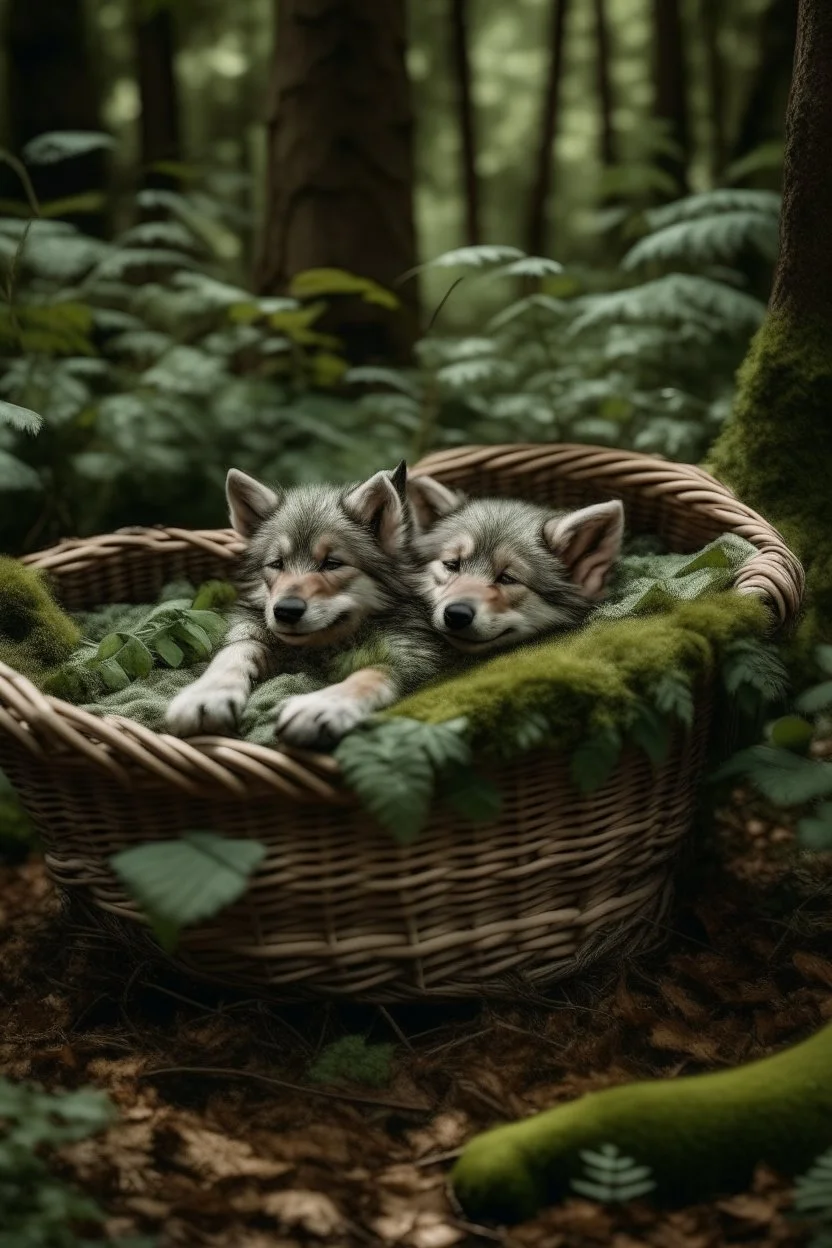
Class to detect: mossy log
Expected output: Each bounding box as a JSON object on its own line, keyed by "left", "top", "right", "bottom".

{"left": 451, "top": 1020, "right": 832, "bottom": 1224}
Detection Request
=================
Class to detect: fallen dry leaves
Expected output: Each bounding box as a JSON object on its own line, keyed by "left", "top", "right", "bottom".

{"left": 0, "top": 791, "right": 829, "bottom": 1247}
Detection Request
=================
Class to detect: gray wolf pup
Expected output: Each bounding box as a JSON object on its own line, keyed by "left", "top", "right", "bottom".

{"left": 166, "top": 463, "right": 440, "bottom": 748}
{"left": 406, "top": 474, "right": 624, "bottom": 655}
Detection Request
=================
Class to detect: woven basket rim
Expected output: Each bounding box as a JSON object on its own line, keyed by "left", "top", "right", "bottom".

{"left": 0, "top": 443, "right": 805, "bottom": 801}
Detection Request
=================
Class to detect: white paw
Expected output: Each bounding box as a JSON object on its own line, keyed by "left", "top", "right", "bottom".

{"left": 166, "top": 683, "right": 247, "bottom": 737}
{"left": 275, "top": 689, "right": 368, "bottom": 748}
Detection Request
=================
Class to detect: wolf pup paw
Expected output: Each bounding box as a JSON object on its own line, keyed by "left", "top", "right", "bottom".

{"left": 274, "top": 688, "right": 368, "bottom": 749}
{"left": 166, "top": 684, "right": 246, "bottom": 736}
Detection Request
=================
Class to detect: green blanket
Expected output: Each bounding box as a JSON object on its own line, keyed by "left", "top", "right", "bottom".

{"left": 31, "top": 533, "right": 761, "bottom": 748}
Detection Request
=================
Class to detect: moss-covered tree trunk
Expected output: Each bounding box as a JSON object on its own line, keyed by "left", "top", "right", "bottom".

{"left": 254, "top": 0, "right": 419, "bottom": 364}
{"left": 708, "top": 0, "right": 832, "bottom": 638}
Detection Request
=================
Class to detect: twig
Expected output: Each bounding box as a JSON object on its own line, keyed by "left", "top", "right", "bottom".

{"left": 377, "top": 1005, "right": 414, "bottom": 1051}
{"left": 139, "top": 1064, "right": 431, "bottom": 1113}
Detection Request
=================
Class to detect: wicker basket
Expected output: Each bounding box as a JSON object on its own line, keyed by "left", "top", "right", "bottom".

{"left": 0, "top": 444, "right": 804, "bottom": 1001}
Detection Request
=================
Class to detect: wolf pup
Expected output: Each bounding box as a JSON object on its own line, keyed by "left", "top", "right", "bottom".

{"left": 406, "top": 474, "right": 624, "bottom": 655}
{"left": 166, "top": 463, "right": 438, "bottom": 748}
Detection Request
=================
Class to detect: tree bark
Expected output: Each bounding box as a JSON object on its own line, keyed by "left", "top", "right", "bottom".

{"left": 255, "top": 0, "right": 419, "bottom": 364}
{"left": 133, "top": 0, "right": 182, "bottom": 191}
{"left": 729, "top": 0, "right": 797, "bottom": 175}
{"left": 700, "top": 0, "right": 726, "bottom": 183}
{"left": 707, "top": 0, "right": 832, "bottom": 645}
{"left": 526, "top": 0, "right": 571, "bottom": 258}
{"left": 3, "top": 0, "right": 106, "bottom": 228}
{"left": 651, "top": 0, "right": 691, "bottom": 196}
{"left": 592, "top": 0, "right": 616, "bottom": 169}
{"left": 769, "top": 0, "right": 832, "bottom": 322}
{"left": 450, "top": 0, "right": 480, "bottom": 246}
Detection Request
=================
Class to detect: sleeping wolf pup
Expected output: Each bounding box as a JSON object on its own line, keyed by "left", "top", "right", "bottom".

{"left": 166, "top": 463, "right": 438, "bottom": 748}
{"left": 406, "top": 474, "right": 624, "bottom": 655}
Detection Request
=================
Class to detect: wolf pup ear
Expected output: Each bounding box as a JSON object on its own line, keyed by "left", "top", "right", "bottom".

{"left": 343, "top": 469, "right": 406, "bottom": 555}
{"left": 542, "top": 499, "right": 624, "bottom": 599}
{"left": 226, "top": 468, "right": 282, "bottom": 537}
{"left": 406, "top": 474, "right": 465, "bottom": 532}
{"left": 388, "top": 460, "right": 408, "bottom": 502}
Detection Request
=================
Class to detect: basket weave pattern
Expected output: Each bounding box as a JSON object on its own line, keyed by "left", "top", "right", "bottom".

{"left": 0, "top": 445, "right": 803, "bottom": 1000}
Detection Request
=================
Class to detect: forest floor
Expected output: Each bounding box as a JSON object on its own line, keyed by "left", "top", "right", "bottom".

{"left": 1, "top": 791, "right": 831, "bottom": 1248}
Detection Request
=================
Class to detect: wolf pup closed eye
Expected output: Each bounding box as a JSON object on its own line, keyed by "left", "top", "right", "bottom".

{"left": 406, "top": 474, "right": 624, "bottom": 655}
{"left": 166, "top": 463, "right": 438, "bottom": 748}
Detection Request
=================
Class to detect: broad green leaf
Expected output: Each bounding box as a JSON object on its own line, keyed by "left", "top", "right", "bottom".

{"left": 110, "top": 831, "right": 267, "bottom": 951}
{"left": 175, "top": 619, "right": 213, "bottom": 659}
{"left": 629, "top": 704, "right": 671, "bottom": 767}
{"left": 0, "top": 399, "right": 43, "bottom": 434}
{"left": 797, "top": 806, "right": 832, "bottom": 852}
{"left": 40, "top": 190, "right": 106, "bottom": 217}
{"left": 571, "top": 726, "right": 622, "bottom": 794}
{"left": 0, "top": 450, "right": 42, "bottom": 491}
{"left": 816, "top": 645, "right": 832, "bottom": 678}
{"left": 766, "top": 715, "right": 814, "bottom": 754}
{"left": 152, "top": 631, "right": 185, "bottom": 668}
{"left": 117, "top": 636, "right": 154, "bottom": 680}
{"left": 97, "top": 658, "right": 130, "bottom": 692}
{"left": 442, "top": 765, "right": 502, "bottom": 824}
{"left": 23, "top": 130, "right": 115, "bottom": 165}
{"left": 796, "top": 680, "right": 832, "bottom": 715}
{"left": 714, "top": 745, "right": 832, "bottom": 806}
{"left": 289, "top": 268, "right": 399, "bottom": 310}
{"left": 96, "top": 633, "right": 125, "bottom": 662}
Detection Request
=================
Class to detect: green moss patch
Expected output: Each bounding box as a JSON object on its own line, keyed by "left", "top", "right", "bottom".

{"left": 0, "top": 557, "right": 80, "bottom": 682}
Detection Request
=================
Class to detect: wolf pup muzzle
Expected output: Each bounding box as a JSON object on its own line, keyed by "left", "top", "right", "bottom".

{"left": 273, "top": 597, "right": 307, "bottom": 624}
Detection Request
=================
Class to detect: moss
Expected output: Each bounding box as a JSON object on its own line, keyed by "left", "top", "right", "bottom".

{"left": 391, "top": 594, "right": 768, "bottom": 750}
{"left": 0, "top": 558, "right": 80, "bottom": 682}
{"left": 451, "top": 1020, "right": 832, "bottom": 1224}
{"left": 705, "top": 314, "right": 832, "bottom": 662}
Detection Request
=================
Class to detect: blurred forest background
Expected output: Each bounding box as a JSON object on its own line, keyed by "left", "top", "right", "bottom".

{"left": 0, "top": 0, "right": 795, "bottom": 553}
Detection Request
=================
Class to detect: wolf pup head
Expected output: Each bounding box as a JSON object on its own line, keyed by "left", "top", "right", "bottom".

{"left": 227, "top": 462, "right": 411, "bottom": 647}
{"left": 407, "top": 474, "right": 624, "bottom": 654}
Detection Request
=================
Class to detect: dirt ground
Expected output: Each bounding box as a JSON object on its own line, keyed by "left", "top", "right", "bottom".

{"left": 1, "top": 791, "right": 831, "bottom": 1248}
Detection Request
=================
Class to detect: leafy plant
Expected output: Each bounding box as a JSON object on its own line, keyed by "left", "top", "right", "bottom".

{"left": 569, "top": 1143, "right": 656, "bottom": 1203}
{"left": 715, "top": 644, "right": 832, "bottom": 851}
{"left": 0, "top": 1076, "right": 152, "bottom": 1248}
{"left": 110, "top": 831, "right": 267, "bottom": 951}
{"left": 307, "top": 1035, "right": 395, "bottom": 1089}
{"left": 793, "top": 1145, "right": 832, "bottom": 1248}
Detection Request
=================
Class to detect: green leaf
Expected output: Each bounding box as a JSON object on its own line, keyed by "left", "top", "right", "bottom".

{"left": 288, "top": 267, "right": 400, "bottom": 310}
{"left": 0, "top": 450, "right": 42, "bottom": 490}
{"left": 796, "top": 680, "right": 832, "bottom": 716}
{"left": 174, "top": 619, "right": 213, "bottom": 660}
{"left": 23, "top": 130, "right": 115, "bottom": 165}
{"left": 151, "top": 631, "right": 185, "bottom": 668}
{"left": 629, "top": 704, "right": 671, "bottom": 767}
{"left": 110, "top": 831, "right": 267, "bottom": 952}
{"left": 796, "top": 804, "right": 832, "bottom": 853}
{"left": 191, "top": 581, "right": 237, "bottom": 612}
{"left": 0, "top": 398, "right": 43, "bottom": 434}
{"left": 714, "top": 746, "right": 832, "bottom": 806}
{"left": 571, "top": 726, "right": 622, "bottom": 794}
{"left": 816, "top": 645, "right": 832, "bottom": 678}
{"left": 442, "top": 765, "right": 503, "bottom": 823}
{"left": 766, "top": 715, "right": 815, "bottom": 754}
{"left": 96, "top": 658, "right": 130, "bottom": 692}
{"left": 652, "top": 671, "right": 694, "bottom": 729}
{"left": 96, "top": 633, "right": 125, "bottom": 662}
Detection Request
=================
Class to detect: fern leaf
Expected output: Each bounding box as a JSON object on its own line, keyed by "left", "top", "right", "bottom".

{"left": 22, "top": 130, "right": 115, "bottom": 165}
{"left": 569, "top": 275, "right": 766, "bottom": 338}
{"left": 623, "top": 211, "right": 779, "bottom": 271}
{"left": 645, "top": 189, "right": 781, "bottom": 230}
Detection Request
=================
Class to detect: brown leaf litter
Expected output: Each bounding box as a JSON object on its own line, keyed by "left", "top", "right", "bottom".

{"left": 0, "top": 787, "right": 830, "bottom": 1247}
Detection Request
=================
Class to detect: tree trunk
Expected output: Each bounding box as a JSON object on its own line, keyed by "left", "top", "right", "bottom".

{"left": 450, "top": 0, "right": 480, "bottom": 246}
{"left": 3, "top": 0, "right": 106, "bottom": 229}
{"left": 651, "top": 0, "right": 690, "bottom": 196}
{"left": 729, "top": 0, "right": 797, "bottom": 180}
{"left": 707, "top": 0, "right": 832, "bottom": 647}
{"left": 255, "top": 0, "right": 419, "bottom": 365}
{"left": 592, "top": 0, "right": 616, "bottom": 169}
{"left": 526, "top": 0, "right": 571, "bottom": 258}
{"left": 133, "top": 0, "right": 182, "bottom": 191}
{"left": 700, "top": 0, "right": 726, "bottom": 183}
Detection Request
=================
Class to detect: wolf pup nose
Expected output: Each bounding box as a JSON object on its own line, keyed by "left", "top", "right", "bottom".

{"left": 407, "top": 473, "right": 624, "bottom": 655}
{"left": 273, "top": 597, "right": 307, "bottom": 625}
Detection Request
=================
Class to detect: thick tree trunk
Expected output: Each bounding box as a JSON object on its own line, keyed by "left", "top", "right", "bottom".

{"left": 450, "top": 0, "right": 480, "bottom": 246}
{"left": 700, "top": 0, "right": 726, "bottom": 183}
{"left": 730, "top": 0, "right": 797, "bottom": 174}
{"left": 255, "top": 0, "right": 419, "bottom": 364}
{"left": 708, "top": 0, "right": 832, "bottom": 647}
{"left": 526, "top": 0, "right": 571, "bottom": 258}
{"left": 592, "top": 0, "right": 616, "bottom": 169}
{"left": 652, "top": 0, "right": 690, "bottom": 196}
{"left": 3, "top": 0, "right": 105, "bottom": 228}
{"left": 133, "top": 0, "right": 182, "bottom": 191}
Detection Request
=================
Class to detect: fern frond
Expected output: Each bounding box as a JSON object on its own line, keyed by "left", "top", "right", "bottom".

{"left": 569, "top": 275, "right": 765, "bottom": 337}
{"left": 645, "top": 189, "right": 781, "bottom": 229}
{"left": 623, "top": 211, "right": 779, "bottom": 271}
